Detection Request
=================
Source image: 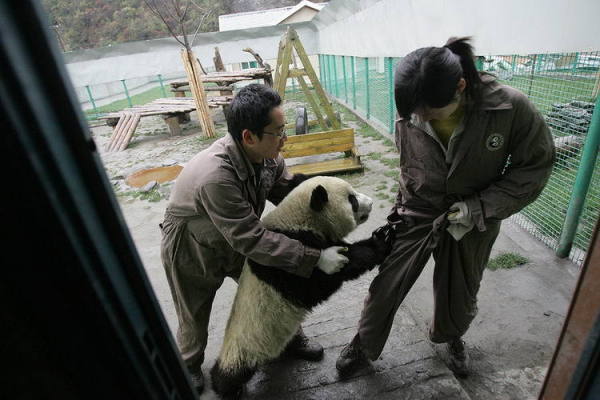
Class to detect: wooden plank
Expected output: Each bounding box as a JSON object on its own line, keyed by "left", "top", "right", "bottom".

{"left": 282, "top": 142, "right": 354, "bottom": 158}
{"left": 213, "top": 46, "right": 225, "bottom": 71}
{"left": 110, "top": 112, "right": 137, "bottom": 152}
{"left": 116, "top": 113, "right": 141, "bottom": 151}
{"left": 273, "top": 33, "right": 286, "bottom": 90}
{"left": 282, "top": 134, "right": 354, "bottom": 152}
{"left": 106, "top": 113, "right": 129, "bottom": 151}
{"left": 287, "top": 158, "right": 363, "bottom": 176}
{"left": 112, "top": 112, "right": 136, "bottom": 151}
{"left": 277, "top": 29, "right": 293, "bottom": 96}
{"left": 284, "top": 128, "right": 354, "bottom": 144}
{"left": 181, "top": 49, "right": 215, "bottom": 138}
{"left": 288, "top": 68, "right": 307, "bottom": 78}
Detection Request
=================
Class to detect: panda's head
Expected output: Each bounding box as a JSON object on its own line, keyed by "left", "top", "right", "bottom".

{"left": 263, "top": 176, "right": 373, "bottom": 241}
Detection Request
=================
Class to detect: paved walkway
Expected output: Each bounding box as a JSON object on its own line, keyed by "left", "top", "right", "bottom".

{"left": 119, "top": 197, "right": 578, "bottom": 400}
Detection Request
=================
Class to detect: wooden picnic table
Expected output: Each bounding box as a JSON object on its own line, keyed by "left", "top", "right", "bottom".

{"left": 169, "top": 68, "right": 272, "bottom": 87}
{"left": 99, "top": 96, "right": 233, "bottom": 152}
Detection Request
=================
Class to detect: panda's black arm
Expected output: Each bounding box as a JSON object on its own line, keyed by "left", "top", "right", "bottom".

{"left": 335, "top": 237, "right": 387, "bottom": 281}
{"left": 267, "top": 173, "right": 310, "bottom": 205}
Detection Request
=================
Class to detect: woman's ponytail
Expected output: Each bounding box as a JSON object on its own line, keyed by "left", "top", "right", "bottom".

{"left": 444, "top": 36, "right": 482, "bottom": 102}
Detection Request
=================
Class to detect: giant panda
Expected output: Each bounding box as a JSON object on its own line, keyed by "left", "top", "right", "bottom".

{"left": 210, "top": 176, "right": 392, "bottom": 399}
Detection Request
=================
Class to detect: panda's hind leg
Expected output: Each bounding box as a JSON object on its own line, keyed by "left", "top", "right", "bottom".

{"left": 210, "top": 359, "right": 255, "bottom": 399}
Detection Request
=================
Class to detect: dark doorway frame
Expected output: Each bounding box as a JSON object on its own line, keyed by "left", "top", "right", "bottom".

{"left": 1, "top": 1, "right": 197, "bottom": 399}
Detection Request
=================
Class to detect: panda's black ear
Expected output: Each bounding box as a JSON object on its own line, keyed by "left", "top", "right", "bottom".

{"left": 310, "top": 185, "right": 328, "bottom": 212}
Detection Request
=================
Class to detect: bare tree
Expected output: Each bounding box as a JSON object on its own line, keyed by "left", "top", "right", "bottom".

{"left": 143, "top": 0, "right": 215, "bottom": 51}
{"left": 142, "top": 0, "right": 219, "bottom": 137}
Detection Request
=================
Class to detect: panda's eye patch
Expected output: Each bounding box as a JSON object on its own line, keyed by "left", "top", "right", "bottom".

{"left": 348, "top": 194, "right": 359, "bottom": 212}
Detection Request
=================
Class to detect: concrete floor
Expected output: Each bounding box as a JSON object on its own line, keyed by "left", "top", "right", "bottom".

{"left": 119, "top": 197, "right": 579, "bottom": 400}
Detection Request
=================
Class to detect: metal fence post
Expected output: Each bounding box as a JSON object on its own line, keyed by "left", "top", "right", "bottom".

{"left": 365, "top": 58, "right": 370, "bottom": 119}
{"left": 120, "top": 79, "right": 132, "bottom": 107}
{"left": 319, "top": 54, "right": 323, "bottom": 85}
{"left": 157, "top": 74, "right": 167, "bottom": 97}
{"left": 475, "top": 56, "right": 484, "bottom": 71}
{"left": 342, "top": 55, "right": 348, "bottom": 104}
{"left": 571, "top": 52, "right": 580, "bottom": 74}
{"left": 386, "top": 57, "right": 394, "bottom": 133}
{"left": 557, "top": 95, "right": 600, "bottom": 258}
{"left": 333, "top": 56, "right": 339, "bottom": 98}
{"left": 85, "top": 84, "right": 99, "bottom": 118}
{"left": 351, "top": 56, "right": 356, "bottom": 109}
{"left": 325, "top": 55, "right": 330, "bottom": 93}
{"left": 323, "top": 55, "right": 327, "bottom": 93}
{"left": 511, "top": 54, "right": 517, "bottom": 73}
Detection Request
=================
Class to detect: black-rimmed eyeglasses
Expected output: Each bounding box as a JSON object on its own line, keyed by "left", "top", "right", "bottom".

{"left": 262, "top": 129, "right": 287, "bottom": 139}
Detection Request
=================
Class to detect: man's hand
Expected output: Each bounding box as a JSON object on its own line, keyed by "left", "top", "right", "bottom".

{"left": 317, "top": 246, "right": 349, "bottom": 274}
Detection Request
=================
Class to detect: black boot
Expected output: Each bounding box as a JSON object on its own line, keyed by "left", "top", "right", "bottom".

{"left": 446, "top": 338, "right": 469, "bottom": 378}
{"left": 335, "top": 334, "right": 370, "bottom": 376}
{"left": 284, "top": 328, "right": 324, "bottom": 361}
{"left": 188, "top": 368, "right": 204, "bottom": 395}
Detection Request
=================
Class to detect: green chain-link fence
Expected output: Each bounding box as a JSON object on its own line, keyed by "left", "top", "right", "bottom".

{"left": 320, "top": 52, "right": 600, "bottom": 265}
{"left": 78, "top": 72, "right": 189, "bottom": 121}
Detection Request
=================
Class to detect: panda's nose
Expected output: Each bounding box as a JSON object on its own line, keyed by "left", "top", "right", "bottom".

{"left": 359, "top": 193, "right": 373, "bottom": 211}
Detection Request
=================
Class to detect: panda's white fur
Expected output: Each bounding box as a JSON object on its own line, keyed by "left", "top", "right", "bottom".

{"left": 212, "top": 176, "right": 375, "bottom": 397}
{"left": 261, "top": 176, "right": 368, "bottom": 241}
{"left": 218, "top": 264, "right": 306, "bottom": 372}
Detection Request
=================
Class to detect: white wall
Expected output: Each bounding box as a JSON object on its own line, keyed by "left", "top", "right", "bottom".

{"left": 315, "top": 0, "right": 600, "bottom": 57}
{"left": 64, "top": 0, "right": 600, "bottom": 88}
{"left": 64, "top": 22, "right": 318, "bottom": 87}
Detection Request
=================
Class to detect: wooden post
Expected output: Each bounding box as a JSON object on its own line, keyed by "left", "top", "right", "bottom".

{"left": 181, "top": 49, "right": 215, "bottom": 138}
{"left": 163, "top": 114, "right": 182, "bottom": 136}
{"left": 243, "top": 47, "right": 273, "bottom": 87}
{"left": 213, "top": 47, "right": 225, "bottom": 72}
{"left": 177, "top": 112, "right": 191, "bottom": 124}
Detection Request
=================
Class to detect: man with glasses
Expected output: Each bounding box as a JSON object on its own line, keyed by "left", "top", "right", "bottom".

{"left": 160, "top": 84, "right": 349, "bottom": 394}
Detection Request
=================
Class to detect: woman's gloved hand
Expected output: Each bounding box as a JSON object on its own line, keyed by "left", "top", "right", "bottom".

{"left": 447, "top": 201, "right": 475, "bottom": 241}
{"left": 317, "top": 246, "right": 349, "bottom": 274}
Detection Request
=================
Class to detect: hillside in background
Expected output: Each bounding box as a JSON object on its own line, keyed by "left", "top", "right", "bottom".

{"left": 42, "top": 0, "right": 326, "bottom": 52}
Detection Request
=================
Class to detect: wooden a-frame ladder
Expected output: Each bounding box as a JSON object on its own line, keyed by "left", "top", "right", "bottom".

{"left": 273, "top": 27, "right": 340, "bottom": 131}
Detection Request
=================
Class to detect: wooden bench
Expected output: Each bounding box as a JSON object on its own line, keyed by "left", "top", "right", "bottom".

{"left": 281, "top": 128, "right": 364, "bottom": 176}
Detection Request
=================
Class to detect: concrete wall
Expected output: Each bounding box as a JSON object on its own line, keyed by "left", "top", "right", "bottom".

{"left": 314, "top": 0, "right": 600, "bottom": 56}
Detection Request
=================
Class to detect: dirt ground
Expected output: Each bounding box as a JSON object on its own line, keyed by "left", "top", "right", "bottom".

{"left": 91, "top": 101, "right": 580, "bottom": 399}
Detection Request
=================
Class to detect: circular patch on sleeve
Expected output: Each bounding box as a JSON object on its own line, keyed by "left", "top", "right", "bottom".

{"left": 486, "top": 133, "right": 504, "bottom": 151}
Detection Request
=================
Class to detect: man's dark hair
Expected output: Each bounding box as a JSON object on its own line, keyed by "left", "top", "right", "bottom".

{"left": 394, "top": 37, "right": 482, "bottom": 119}
{"left": 226, "top": 83, "right": 282, "bottom": 141}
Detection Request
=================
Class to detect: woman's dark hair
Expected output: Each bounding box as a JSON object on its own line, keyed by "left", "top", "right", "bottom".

{"left": 226, "top": 83, "right": 282, "bottom": 141}
{"left": 394, "top": 36, "right": 482, "bottom": 119}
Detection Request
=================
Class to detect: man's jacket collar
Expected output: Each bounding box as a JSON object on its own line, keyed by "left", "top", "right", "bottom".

{"left": 224, "top": 134, "right": 276, "bottom": 182}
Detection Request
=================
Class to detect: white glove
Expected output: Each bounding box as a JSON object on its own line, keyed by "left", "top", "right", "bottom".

{"left": 316, "top": 246, "right": 349, "bottom": 275}
{"left": 447, "top": 201, "right": 475, "bottom": 241}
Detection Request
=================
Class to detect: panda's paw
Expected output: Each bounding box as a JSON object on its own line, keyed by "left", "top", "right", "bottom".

{"left": 371, "top": 224, "right": 394, "bottom": 259}
{"left": 289, "top": 173, "right": 309, "bottom": 189}
{"left": 210, "top": 361, "right": 252, "bottom": 399}
{"left": 218, "top": 386, "right": 244, "bottom": 400}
